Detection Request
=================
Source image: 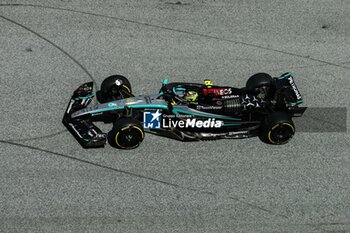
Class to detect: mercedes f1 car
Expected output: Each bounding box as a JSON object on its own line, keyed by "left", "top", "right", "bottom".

{"left": 62, "top": 72, "right": 306, "bottom": 149}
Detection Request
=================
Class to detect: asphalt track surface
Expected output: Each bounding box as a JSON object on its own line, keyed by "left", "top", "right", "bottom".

{"left": 0, "top": 1, "right": 349, "bottom": 232}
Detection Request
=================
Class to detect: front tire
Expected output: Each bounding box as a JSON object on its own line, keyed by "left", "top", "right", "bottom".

{"left": 108, "top": 118, "right": 144, "bottom": 149}
{"left": 99, "top": 75, "right": 132, "bottom": 102}
{"left": 259, "top": 112, "right": 295, "bottom": 145}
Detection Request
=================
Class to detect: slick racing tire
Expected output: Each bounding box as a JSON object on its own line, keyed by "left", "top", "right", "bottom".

{"left": 100, "top": 75, "right": 132, "bottom": 102}
{"left": 246, "top": 73, "right": 272, "bottom": 98}
{"left": 259, "top": 112, "right": 295, "bottom": 145}
{"left": 108, "top": 118, "right": 144, "bottom": 149}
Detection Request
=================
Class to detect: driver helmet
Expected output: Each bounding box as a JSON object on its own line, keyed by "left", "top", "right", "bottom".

{"left": 184, "top": 91, "right": 198, "bottom": 102}
{"left": 204, "top": 79, "right": 213, "bottom": 88}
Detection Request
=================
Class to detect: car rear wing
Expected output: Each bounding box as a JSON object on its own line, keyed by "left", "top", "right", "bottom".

{"left": 62, "top": 82, "right": 106, "bottom": 148}
{"left": 274, "top": 73, "right": 306, "bottom": 117}
{"left": 275, "top": 72, "right": 304, "bottom": 105}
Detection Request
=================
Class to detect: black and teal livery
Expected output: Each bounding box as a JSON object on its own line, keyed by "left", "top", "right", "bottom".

{"left": 63, "top": 73, "right": 306, "bottom": 149}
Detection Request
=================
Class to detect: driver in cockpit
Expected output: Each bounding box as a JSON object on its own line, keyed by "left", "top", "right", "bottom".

{"left": 183, "top": 79, "right": 213, "bottom": 102}
{"left": 183, "top": 90, "right": 199, "bottom": 102}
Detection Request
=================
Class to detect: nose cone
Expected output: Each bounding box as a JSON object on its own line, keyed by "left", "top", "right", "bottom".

{"left": 71, "top": 103, "right": 110, "bottom": 118}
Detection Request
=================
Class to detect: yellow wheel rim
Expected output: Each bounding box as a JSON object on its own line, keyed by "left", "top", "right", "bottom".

{"left": 268, "top": 122, "right": 295, "bottom": 144}
{"left": 122, "top": 84, "right": 131, "bottom": 93}
{"left": 115, "top": 125, "right": 144, "bottom": 148}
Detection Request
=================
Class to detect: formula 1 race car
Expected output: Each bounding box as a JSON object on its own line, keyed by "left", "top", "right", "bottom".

{"left": 62, "top": 72, "right": 306, "bottom": 149}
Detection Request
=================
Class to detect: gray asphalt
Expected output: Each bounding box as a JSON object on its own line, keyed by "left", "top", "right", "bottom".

{"left": 0, "top": 0, "right": 349, "bottom": 232}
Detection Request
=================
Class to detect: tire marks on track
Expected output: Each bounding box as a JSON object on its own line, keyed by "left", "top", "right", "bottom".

{"left": 0, "top": 14, "right": 96, "bottom": 85}
{"left": 0, "top": 139, "right": 288, "bottom": 219}
{"left": 1, "top": 3, "right": 350, "bottom": 71}
{"left": 0, "top": 14, "right": 96, "bottom": 142}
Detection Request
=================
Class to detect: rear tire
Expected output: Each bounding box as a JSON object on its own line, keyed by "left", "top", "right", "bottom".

{"left": 259, "top": 112, "right": 295, "bottom": 145}
{"left": 100, "top": 75, "right": 132, "bottom": 102}
{"left": 108, "top": 118, "right": 144, "bottom": 149}
{"left": 246, "top": 73, "right": 272, "bottom": 98}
